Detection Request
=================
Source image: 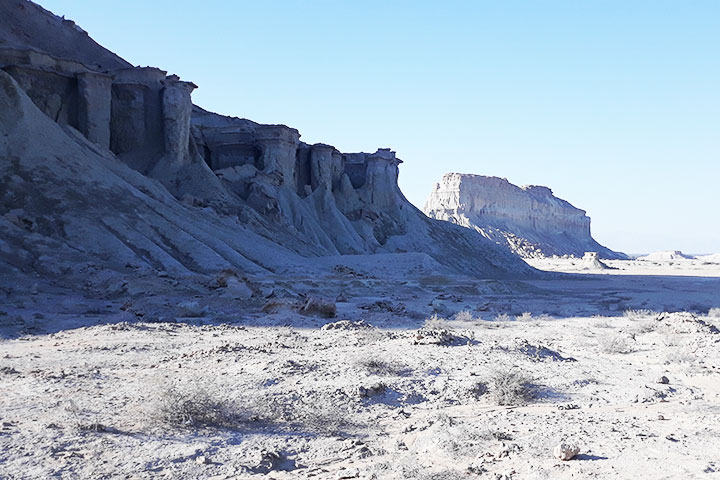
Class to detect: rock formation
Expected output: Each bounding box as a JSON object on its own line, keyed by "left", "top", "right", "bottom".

{"left": 0, "top": 0, "right": 535, "bottom": 280}
{"left": 637, "top": 251, "right": 695, "bottom": 261}
{"left": 424, "top": 173, "right": 626, "bottom": 259}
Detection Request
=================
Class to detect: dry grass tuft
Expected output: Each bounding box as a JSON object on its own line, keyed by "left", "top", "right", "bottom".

{"left": 599, "top": 333, "right": 635, "bottom": 354}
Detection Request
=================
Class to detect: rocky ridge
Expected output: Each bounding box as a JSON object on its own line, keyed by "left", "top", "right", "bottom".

{"left": 423, "top": 173, "right": 626, "bottom": 259}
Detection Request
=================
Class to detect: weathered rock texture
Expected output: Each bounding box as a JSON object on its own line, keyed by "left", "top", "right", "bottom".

{"left": 424, "top": 173, "right": 626, "bottom": 259}
{"left": 0, "top": 0, "right": 535, "bottom": 280}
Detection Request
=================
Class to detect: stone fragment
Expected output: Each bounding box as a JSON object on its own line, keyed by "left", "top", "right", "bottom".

{"left": 553, "top": 442, "right": 580, "bottom": 461}
{"left": 299, "top": 296, "right": 336, "bottom": 318}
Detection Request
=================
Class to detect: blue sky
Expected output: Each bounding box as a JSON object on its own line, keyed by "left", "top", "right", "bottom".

{"left": 41, "top": 1, "right": 719, "bottom": 253}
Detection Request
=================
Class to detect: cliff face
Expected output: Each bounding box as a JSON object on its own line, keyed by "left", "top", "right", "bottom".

{"left": 0, "top": 0, "right": 535, "bottom": 279}
{"left": 424, "top": 173, "right": 626, "bottom": 259}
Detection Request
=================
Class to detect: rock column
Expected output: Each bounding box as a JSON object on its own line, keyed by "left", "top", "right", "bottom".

{"left": 255, "top": 126, "right": 300, "bottom": 185}
{"left": 77, "top": 71, "right": 113, "bottom": 148}
{"left": 162, "top": 76, "right": 196, "bottom": 166}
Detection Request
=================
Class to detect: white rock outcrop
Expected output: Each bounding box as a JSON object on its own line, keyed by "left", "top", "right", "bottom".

{"left": 581, "top": 252, "right": 613, "bottom": 270}
{"left": 423, "top": 173, "right": 626, "bottom": 259}
{"left": 697, "top": 253, "right": 720, "bottom": 264}
{"left": 637, "top": 250, "right": 695, "bottom": 261}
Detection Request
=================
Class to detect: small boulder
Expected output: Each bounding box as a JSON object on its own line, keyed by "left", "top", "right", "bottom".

{"left": 357, "top": 382, "right": 387, "bottom": 398}
{"left": 299, "top": 296, "right": 336, "bottom": 318}
{"left": 553, "top": 442, "right": 580, "bottom": 461}
{"left": 657, "top": 375, "right": 670, "bottom": 384}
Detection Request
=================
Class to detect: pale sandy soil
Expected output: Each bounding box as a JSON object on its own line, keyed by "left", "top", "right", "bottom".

{"left": 1, "top": 259, "right": 719, "bottom": 479}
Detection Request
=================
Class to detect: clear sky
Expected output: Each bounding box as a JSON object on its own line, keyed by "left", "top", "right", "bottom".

{"left": 40, "top": 0, "right": 719, "bottom": 254}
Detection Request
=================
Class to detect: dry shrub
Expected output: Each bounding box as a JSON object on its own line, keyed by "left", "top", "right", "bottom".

{"left": 424, "top": 313, "right": 451, "bottom": 330}
{"left": 453, "top": 310, "right": 475, "bottom": 322}
{"left": 489, "top": 369, "right": 536, "bottom": 406}
{"left": 623, "top": 309, "right": 656, "bottom": 319}
{"left": 357, "top": 357, "right": 406, "bottom": 376}
{"left": 154, "top": 381, "right": 238, "bottom": 429}
{"left": 599, "top": 333, "right": 635, "bottom": 354}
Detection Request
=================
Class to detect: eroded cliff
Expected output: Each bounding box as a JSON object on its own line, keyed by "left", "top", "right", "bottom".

{"left": 0, "top": 0, "right": 534, "bottom": 279}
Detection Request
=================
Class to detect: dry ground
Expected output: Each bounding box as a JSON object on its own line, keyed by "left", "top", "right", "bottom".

{"left": 1, "top": 258, "right": 719, "bottom": 479}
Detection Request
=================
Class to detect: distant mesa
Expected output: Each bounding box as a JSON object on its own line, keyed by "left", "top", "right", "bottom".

{"left": 637, "top": 251, "right": 696, "bottom": 261}
{"left": 423, "top": 173, "right": 627, "bottom": 260}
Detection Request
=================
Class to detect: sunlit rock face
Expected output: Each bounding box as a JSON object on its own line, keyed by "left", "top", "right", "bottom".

{"left": 424, "top": 173, "right": 626, "bottom": 259}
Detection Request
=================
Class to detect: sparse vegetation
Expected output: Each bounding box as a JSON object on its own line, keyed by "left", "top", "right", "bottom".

{"left": 493, "top": 313, "right": 512, "bottom": 322}
{"left": 623, "top": 309, "right": 656, "bottom": 319}
{"left": 154, "top": 380, "right": 238, "bottom": 429}
{"left": 453, "top": 310, "right": 475, "bottom": 322}
{"left": 630, "top": 319, "right": 657, "bottom": 335}
{"left": 515, "top": 312, "right": 533, "bottom": 321}
{"left": 357, "top": 357, "right": 406, "bottom": 376}
{"left": 489, "top": 369, "right": 536, "bottom": 406}
{"left": 424, "top": 313, "right": 451, "bottom": 329}
{"left": 708, "top": 307, "right": 720, "bottom": 318}
{"left": 64, "top": 399, "right": 106, "bottom": 432}
{"left": 598, "top": 333, "right": 635, "bottom": 354}
{"left": 469, "top": 381, "right": 488, "bottom": 399}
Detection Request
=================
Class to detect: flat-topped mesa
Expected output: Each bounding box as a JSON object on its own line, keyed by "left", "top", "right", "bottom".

{"left": 424, "top": 173, "right": 626, "bottom": 259}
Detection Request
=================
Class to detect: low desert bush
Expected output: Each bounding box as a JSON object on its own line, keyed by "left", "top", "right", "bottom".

{"left": 630, "top": 320, "right": 656, "bottom": 336}
{"left": 489, "top": 369, "right": 536, "bottom": 406}
{"left": 357, "top": 358, "right": 406, "bottom": 376}
{"left": 153, "top": 379, "right": 358, "bottom": 435}
{"left": 493, "top": 313, "right": 512, "bottom": 322}
{"left": 598, "top": 333, "right": 635, "bottom": 354}
{"left": 453, "top": 310, "right": 475, "bottom": 322}
{"left": 708, "top": 307, "right": 720, "bottom": 318}
{"left": 623, "top": 309, "right": 656, "bottom": 319}
{"left": 154, "top": 381, "right": 238, "bottom": 429}
{"left": 64, "top": 399, "right": 107, "bottom": 432}
{"left": 515, "top": 312, "right": 533, "bottom": 321}
{"left": 424, "top": 314, "right": 452, "bottom": 330}
{"left": 469, "top": 381, "right": 488, "bottom": 399}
